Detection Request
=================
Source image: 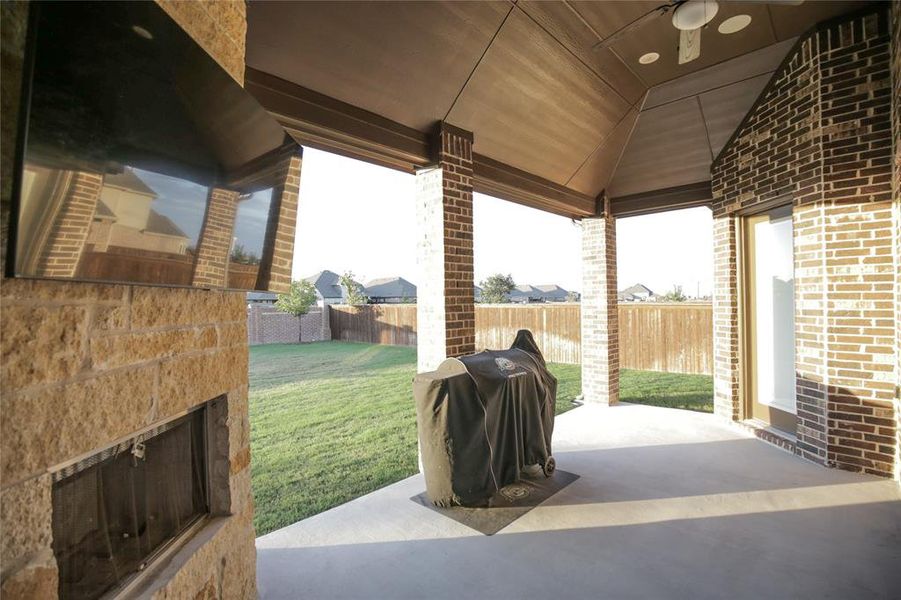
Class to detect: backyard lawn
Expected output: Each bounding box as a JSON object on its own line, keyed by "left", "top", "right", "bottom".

{"left": 249, "top": 341, "right": 712, "bottom": 535}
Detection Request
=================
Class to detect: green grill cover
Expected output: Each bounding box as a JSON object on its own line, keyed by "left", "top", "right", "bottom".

{"left": 413, "top": 330, "right": 557, "bottom": 507}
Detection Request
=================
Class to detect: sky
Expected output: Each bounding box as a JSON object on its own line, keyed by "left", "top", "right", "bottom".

{"left": 292, "top": 148, "right": 713, "bottom": 296}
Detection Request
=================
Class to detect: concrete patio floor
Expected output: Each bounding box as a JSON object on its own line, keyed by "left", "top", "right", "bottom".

{"left": 256, "top": 403, "right": 901, "bottom": 599}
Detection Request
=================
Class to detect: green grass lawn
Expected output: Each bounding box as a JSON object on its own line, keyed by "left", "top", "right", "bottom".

{"left": 249, "top": 341, "right": 712, "bottom": 535}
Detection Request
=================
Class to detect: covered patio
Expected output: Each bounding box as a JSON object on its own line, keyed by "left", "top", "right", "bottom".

{"left": 257, "top": 403, "right": 901, "bottom": 599}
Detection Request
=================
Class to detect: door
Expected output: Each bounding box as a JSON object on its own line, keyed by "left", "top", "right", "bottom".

{"left": 743, "top": 205, "right": 796, "bottom": 433}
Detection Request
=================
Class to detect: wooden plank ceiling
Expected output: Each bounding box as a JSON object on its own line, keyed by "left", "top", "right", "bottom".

{"left": 245, "top": 0, "right": 866, "bottom": 217}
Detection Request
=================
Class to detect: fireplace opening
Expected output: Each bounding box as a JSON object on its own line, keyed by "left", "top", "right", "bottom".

{"left": 51, "top": 405, "right": 211, "bottom": 600}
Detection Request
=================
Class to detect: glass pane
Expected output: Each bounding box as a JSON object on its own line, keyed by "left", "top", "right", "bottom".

{"left": 11, "top": 1, "right": 299, "bottom": 290}
{"left": 228, "top": 188, "right": 274, "bottom": 290}
{"left": 752, "top": 213, "right": 796, "bottom": 413}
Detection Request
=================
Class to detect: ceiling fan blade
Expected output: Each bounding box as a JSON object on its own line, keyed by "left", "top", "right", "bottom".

{"left": 678, "top": 27, "right": 702, "bottom": 64}
{"left": 592, "top": 2, "right": 680, "bottom": 52}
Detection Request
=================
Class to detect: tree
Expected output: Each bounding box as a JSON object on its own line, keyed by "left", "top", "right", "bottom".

{"left": 275, "top": 279, "right": 318, "bottom": 342}
{"left": 276, "top": 280, "right": 318, "bottom": 317}
{"left": 230, "top": 242, "right": 260, "bottom": 265}
{"left": 340, "top": 271, "right": 368, "bottom": 306}
{"left": 565, "top": 291, "right": 580, "bottom": 303}
{"left": 663, "top": 285, "right": 687, "bottom": 302}
{"left": 480, "top": 273, "right": 515, "bottom": 304}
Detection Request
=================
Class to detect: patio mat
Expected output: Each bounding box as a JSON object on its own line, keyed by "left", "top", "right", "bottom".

{"left": 411, "top": 470, "right": 579, "bottom": 536}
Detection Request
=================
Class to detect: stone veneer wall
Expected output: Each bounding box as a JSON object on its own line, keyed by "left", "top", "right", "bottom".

{"left": 712, "top": 6, "right": 898, "bottom": 479}
{"left": 0, "top": 1, "right": 260, "bottom": 598}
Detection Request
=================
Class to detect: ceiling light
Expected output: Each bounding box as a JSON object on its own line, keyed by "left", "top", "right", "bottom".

{"left": 639, "top": 52, "right": 660, "bottom": 65}
{"left": 672, "top": 0, "right": 719, "bottom": 31}
{"left": 718, "top": 14, "right": 752, "bottom": 34}
{"left": 131, "top": 25, "right": 153, "bottom": 40}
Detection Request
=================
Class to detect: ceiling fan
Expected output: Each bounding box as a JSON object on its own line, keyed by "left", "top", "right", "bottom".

{"left": 592, "top": 0, "right": 804, "bottom": 65}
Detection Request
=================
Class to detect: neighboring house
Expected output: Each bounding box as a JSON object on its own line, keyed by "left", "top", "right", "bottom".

{"left": 86, "top": 168, "right": 191, "bottom": 255}
{"left": 508, "top": 284, "right": 541, "bottom": 303}
{"left": 506, "top": 283, "right": 572, "bottom": 303}
{"left": 533, "top": 284, "right": 570, "bottom": 302}
{"left": 474, "top": 285, "right": 483, "bottom": 303}
{"left": 619, "top": 283, "right": 655, "bottom": 302}
{"left": 246, "top": 291, "right": 278, "bottom": 304}
{"left": 304, "top": 269, "right": 361, "bottom": 306}
{"left": 364, "top": 276, "right": 417, "bottom": 303}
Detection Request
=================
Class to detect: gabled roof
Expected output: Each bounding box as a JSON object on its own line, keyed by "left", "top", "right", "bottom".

{"left": 533, "top": 284, "right": 569, "bottom": 300}
{"left": 621, "top": 283, "right": 654, "bottom": 296}
{"left": 145, "top": 209, "right": 188, "bottom": 239}
{"left": 364, "top": 276, "right": 416, "bottom": 299}
{"left": 246, "top": 1, "right": 861, "bottom": 214}
{"left": 104, "top": 168, "right": 157, "bottom": 197}
{"left": 304, "top": 269, "right": 359, "bottom": 299}
{"left": 93, "top": 200, "right": 117, "bottom": 220}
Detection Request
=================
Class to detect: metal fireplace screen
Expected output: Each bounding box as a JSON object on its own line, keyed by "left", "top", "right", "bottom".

{"left": 51, "top": 408, "right": 208, "bottom": 600}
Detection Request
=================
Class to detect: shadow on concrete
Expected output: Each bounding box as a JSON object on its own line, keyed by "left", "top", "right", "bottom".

{"left": 257, "top": 500, "right": 901, "bottom": 599}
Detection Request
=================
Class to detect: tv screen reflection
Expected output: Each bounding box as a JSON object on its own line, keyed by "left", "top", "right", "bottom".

{"left": 10, "top": 1, "right": 300, "bottom": 291}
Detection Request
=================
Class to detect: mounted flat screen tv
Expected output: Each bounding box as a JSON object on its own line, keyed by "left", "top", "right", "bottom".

{"left": 8, "top": 1, "right": 301, "bottom": 291}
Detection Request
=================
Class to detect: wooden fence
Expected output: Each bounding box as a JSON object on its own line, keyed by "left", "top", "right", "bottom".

{"left": 329, "top": 304, "right": 418, "bottom": 347}
{"left": 329, "top": 302, "right": 713, "bottom": 375}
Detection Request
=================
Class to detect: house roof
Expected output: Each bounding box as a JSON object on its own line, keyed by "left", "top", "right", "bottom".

{"left": 245, "top": 1, "right": 862, "bottom": 216}
{"left": 247, "top": 291, "right": 278, "bottom": 302}
{"left": 364, "top": 276, "right": 417, "bottom": 299}
{"left": 533, "top": 284, "right": 569, "bottom": 300}
{"left": 104, "top": 168, "right": 156, "bottom": 197}
{"left": 304, "top": 269, "right": 359, "bottom": 299}
{"left": 93, "top": 200, "right": 117, "bottom": 220}
{"left": 145, "top": 209, "right": 189, "bottom": 239}
{"left": 621, "top": 283, "right": 654, "bottom": 297}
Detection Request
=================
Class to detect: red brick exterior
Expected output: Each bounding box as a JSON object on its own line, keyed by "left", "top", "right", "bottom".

{"left": 35, "top": 171, "right": 103, "bottom": 278}
{"left": 580, "top": 198, "right": 619, "bottom": 405}
{"left": 712, "top": 6, "right": 898, "bottom": 478}
{"left": 193, "top": 188, "right": 241, "bottom": 288}
{"left": 890, "top": 2, "right": 900, "bottom": 480}
{"left": 251, "top": 148, "right": 302, "bottom": 294}
{"left": 415, "top": 123, "right": 475, "bottom": 371}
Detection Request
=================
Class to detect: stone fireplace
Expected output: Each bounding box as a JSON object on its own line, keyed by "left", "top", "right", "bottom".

{"left": 1, "top": 1, "right": 261, "bottom": 598}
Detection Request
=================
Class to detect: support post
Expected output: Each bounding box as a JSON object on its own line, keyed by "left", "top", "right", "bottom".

{"left": 415, "top": 123, "right": 475, "bottom": 373}
{"left": 580, "top": 198, "right": 619, "bottom": 405}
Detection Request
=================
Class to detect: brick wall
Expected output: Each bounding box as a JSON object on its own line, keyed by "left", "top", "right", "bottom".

{"left": 415, "top": 123, "right": 475, "bottom": 372}
{"left": 251, "top": 148, "right": 302, "bottom": 293}
{"left": 0, "top": 1, "right": 260, "bottom": 598}
{"left": 580, "top": 200, "right": 619, "bottom": 405}
{"left": 712, "top": 6, "right": 898, "bottom": 478}
{"left": 193, "top": 188, "right": 240, "bottom": 288}
{"left": 891, "top": 2, "right": 900, "bottom": 481}
{"left": 247, "top": 304, "right": 330, "bottom": 345}
{"left": 34, "top": 172, "right": 103, "bottom": 278}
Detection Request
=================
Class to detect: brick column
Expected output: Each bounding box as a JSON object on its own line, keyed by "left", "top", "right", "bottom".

{"left": 192, "top": 187, "right": 240, "bottom": 288}
{"left": 580, "top": 199, "right": 619, "bottom": 405}
{"left": 711, "top": 215, "right": 741, "bottom": 421}
{"left": 415, "top": 123, "right": 475, "bottom": 372}
{"left": 253, "top": 148, "right": 302, "bottom": 294}
{"left": 35, "top": 171, "right": 103, "bottom": 278}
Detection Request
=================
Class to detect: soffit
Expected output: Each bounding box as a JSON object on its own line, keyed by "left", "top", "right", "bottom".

{"left": 245, "top": 1, "right": 872, "bottom": 209}
{"left": 245, "top": 1, "right": 510, "bottom": 132}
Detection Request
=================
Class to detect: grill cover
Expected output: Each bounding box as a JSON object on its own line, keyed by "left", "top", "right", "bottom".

{"left": 413, "top": 330, "right": 557, "bottom": 507}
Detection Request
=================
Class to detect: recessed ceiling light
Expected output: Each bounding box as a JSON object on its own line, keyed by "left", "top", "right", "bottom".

{"left": 132, "top": 25, "right": 153, "bottom": 40}
{"left": 718, "top": 14, "right": 752, "bottom": 34}
{"left": 639, "top": 52, "right": 660, "bottom": 65}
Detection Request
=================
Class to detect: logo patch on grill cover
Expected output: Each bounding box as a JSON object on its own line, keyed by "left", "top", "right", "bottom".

{"left": 495, "top": 357, "right": 516, "bottom": 373}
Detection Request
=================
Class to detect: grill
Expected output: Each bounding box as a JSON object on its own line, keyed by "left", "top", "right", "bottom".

{"left": 413, "top": 330, "right": 557, "bottom": 507}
